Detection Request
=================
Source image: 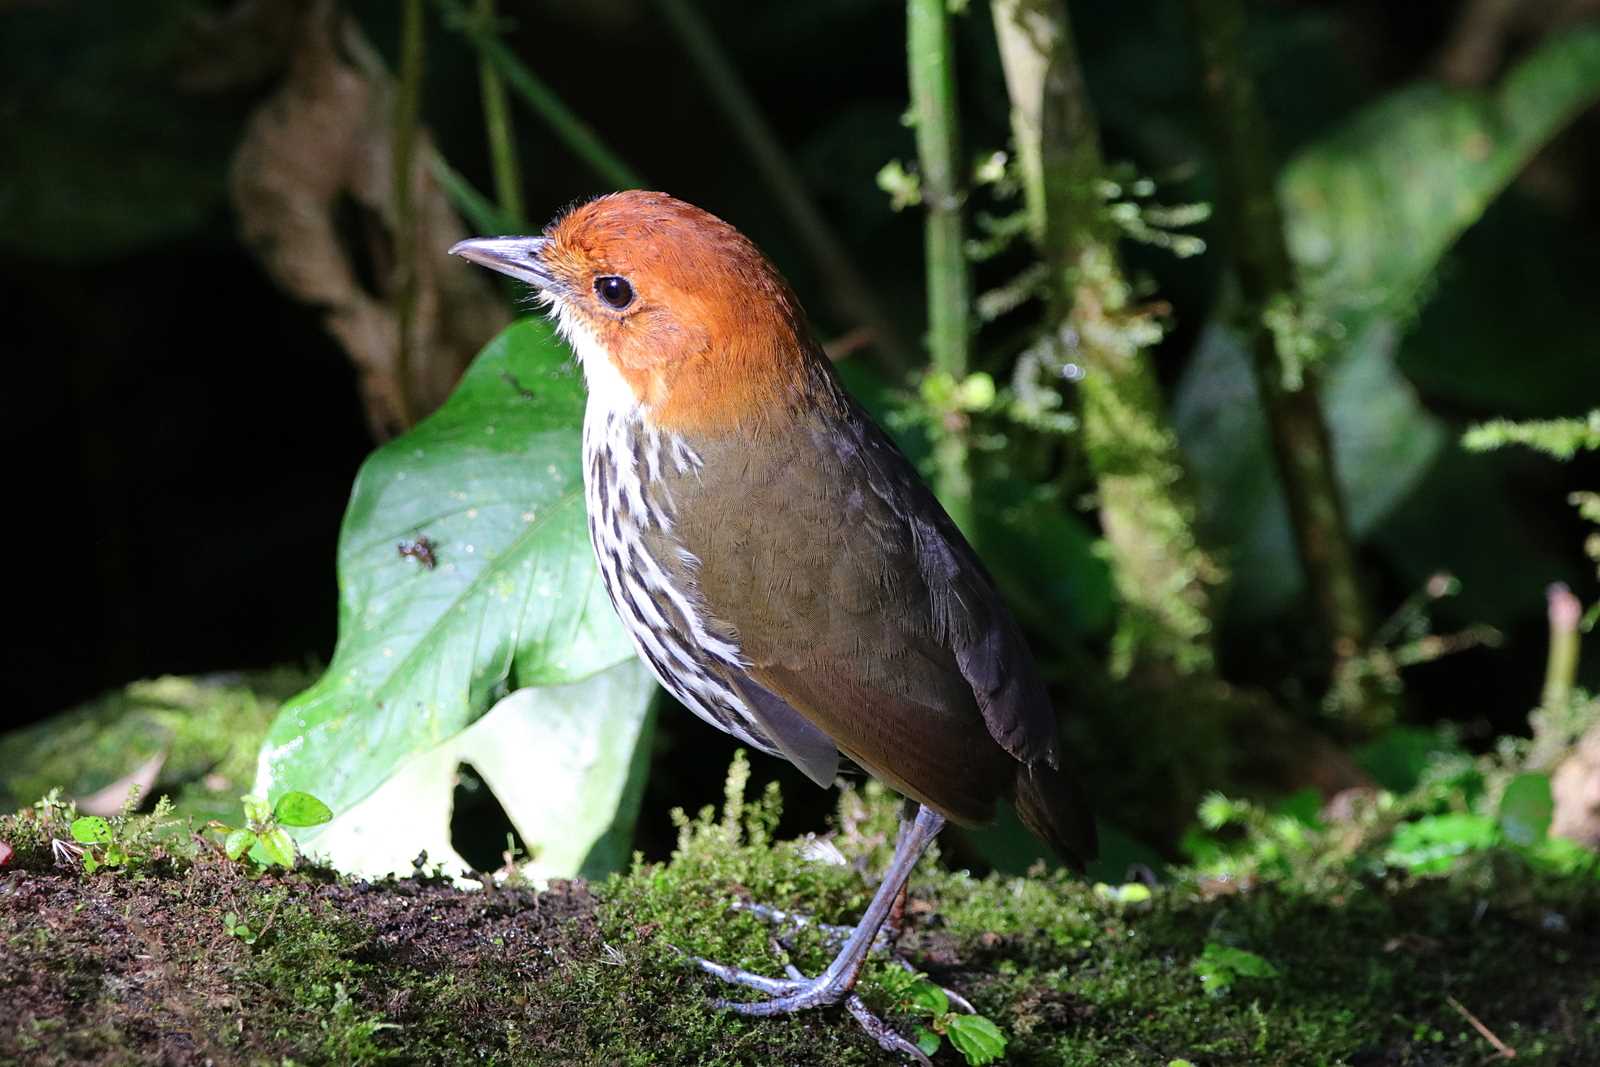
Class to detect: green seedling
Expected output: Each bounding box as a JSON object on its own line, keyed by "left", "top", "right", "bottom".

{"left": 221, "top": 910, "right": 259, "bottom": 944}
{"left": 68, "top": 793, "right": 178, "bottom": 873}
{"left": 211, "top": 791, "right": 332, "bottom": 868}
{"left": 1192, "top": 942, "right": 1281, "bottom": 996}
{"left": 877, "top": 966, "right": 1008, "bottom": 1066}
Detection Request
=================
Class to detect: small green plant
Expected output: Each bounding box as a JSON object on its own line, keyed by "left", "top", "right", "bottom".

{"left": 221, "top": 910, "right": 260, "bottom": 944}
{"left": 212, "top": 791, "right": 332, "bottom": 868}
{"left": 1092, "top": 881, "right": 1154, "bottom": 910}
{"left": 1191, "top": 942, "right": 1281, "bottom": 996}
{"left": 67, "top": 792, "right": 179, "bottom": 873}
{"left": 877, "top": 967, "right": 1008, "bottom": 1066}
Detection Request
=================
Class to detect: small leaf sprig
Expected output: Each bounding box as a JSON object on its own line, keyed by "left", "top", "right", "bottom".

{"left": 211, "top": 792, "right": 333, "bottom": 867}
{"left": 877, "top": 967, "right": 1008, "bottom": 1065}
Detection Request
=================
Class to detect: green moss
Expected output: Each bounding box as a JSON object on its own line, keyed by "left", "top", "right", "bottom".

{"left": 3, "top": 723, "right": 1598, "bottom": 1066}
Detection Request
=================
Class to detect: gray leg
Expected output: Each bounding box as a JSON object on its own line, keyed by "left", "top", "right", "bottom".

{"left": 730, "top": 873, "right": 976, "bottom": 1014}
{"left": 686, "top": 803, "right": 948, "bottom": 1049}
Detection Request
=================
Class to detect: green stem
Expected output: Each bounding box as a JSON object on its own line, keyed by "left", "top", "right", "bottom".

{"left": 1185, "top": 0, "right": 1385, "bottom": 723}
{"left": 433, "top": 0, "right": 643, "bottom": 190}
{"left": 430, "top": 152, "right": 516, "bottom": 237}
{"left": 1542, "top": 583, "right": 1582, "bottom": 714}
{"left": 653, "top": 0, "right": 915, "bottom": 376}
{"left": 392, "top": 0, "right": 427, "bottom": 430}
{"left": 991, "top": 0, "right": 1220, "bottom": 674}
{"left": 906, "top": 0, "right": 973, "bottom": 535}
{"left": 474, "top": 0, "right": 524, "bottom": 228}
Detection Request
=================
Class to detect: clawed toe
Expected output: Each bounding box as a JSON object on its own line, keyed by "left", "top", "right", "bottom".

{"left": 847, "top": 994, "right": 935, "bottom": 1067}
{"left": 729, "top": 897, "right": 975, "bottom": 1015}
{"left": 686, "top": 952, "right": 806, "bottom": 996}
{"left": 685, "top": 952, "right": 932, "bottom": 1065}
{"left": 669, "top": 807, "right": 951, "bottom": 1065}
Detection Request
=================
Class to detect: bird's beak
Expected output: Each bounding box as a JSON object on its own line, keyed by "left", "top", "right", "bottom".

{"left": 448, "top": 236, "right": 557, "bottom": 291}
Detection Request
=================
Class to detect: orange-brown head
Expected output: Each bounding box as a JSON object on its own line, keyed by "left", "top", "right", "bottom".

{"left": 451, "top": 191, "right": 833, "bottom": 435}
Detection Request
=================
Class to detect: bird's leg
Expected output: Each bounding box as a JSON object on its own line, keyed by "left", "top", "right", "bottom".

{"left": 688, "top": 805, "right": 946, "bottom": 1028}
{"left": 729, "top": 871, "right": 976, "bottom": 1014}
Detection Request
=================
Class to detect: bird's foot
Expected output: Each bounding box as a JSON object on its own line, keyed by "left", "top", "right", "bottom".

{"left": 687, "top": 947, "right": 935, "bottom": 1066}
{"left": 728, "top": 898, "right": 976, "bottom": 1014}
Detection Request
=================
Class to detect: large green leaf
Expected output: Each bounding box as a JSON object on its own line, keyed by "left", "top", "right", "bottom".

{"left": 255, "top": 318, "right": 642, "bottom": 872}
{"left": 293, "top": 663, "right": 656, "bottom": 882}
{"left": 1175, "top": 320, "right": 1446, "bottom": 620}
{"left": 1281, "top": 27, "right": 1600, "bottom": 332}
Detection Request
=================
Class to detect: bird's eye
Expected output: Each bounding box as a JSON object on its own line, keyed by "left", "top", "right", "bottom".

{"left": 594, "top": 275, "right": 634, "bottom": 310}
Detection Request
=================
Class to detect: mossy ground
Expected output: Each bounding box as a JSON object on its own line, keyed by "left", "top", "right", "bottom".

{"left": 3, "top": 761, "right": 1597, "bottom": 1067}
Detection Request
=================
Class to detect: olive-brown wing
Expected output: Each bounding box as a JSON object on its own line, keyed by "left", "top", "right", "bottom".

{"left": 674, "top": 407, "right": 1031, "bottom": 825}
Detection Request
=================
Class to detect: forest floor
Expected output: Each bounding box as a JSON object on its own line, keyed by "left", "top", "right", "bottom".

{"left": 2, "top": 674, "right": 1599, "bottom": 1066}
{"left": 3, "top": 775, "right": 1599, "bottom": 1066}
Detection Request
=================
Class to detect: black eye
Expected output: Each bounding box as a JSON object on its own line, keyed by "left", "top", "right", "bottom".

{"left": 594, "top": 275, "right": 634, "bottom": 309}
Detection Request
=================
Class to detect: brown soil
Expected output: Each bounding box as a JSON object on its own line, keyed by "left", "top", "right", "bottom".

{"left": 1, "top": 857, "right": 602, "bottom": 1066}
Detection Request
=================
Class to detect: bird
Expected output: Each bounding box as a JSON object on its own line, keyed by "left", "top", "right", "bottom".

{"left": 450, "top": 191, "right": 1094, "bottom": 1059}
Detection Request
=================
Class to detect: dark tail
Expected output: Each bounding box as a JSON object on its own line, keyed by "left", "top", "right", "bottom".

{"left": 1013, "top": 760, "right": 1097, "bottom": 871}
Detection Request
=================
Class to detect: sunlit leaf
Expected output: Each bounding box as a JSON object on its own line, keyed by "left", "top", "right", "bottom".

{"left": 255, "top": 319, "right": 636, "bottom": 850}
{"left": 292, "top": 664, "right": 655, "bottom": 882}
{"left": 946, "top": 1014, "right": 1008, "bottom": 1066}
{"left": 1383, "top": 812, "right": 1498, "bottom": 874}
{"left": 257, "top": 828, "right": 297, "bottom": 869}
{"left": 70, "top": 816, "right": 112, "bottom": 845}
{"left": 273, "top": 792, "right": 333, "bottom": 829}
{"left": 224, "top": 828, "right": 258, "bottom": 861}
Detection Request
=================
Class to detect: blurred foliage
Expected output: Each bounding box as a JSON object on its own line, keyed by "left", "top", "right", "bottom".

{"left": 1176, "top": 320, "right": 1446, "bottom": 621}
{"left": 1183, "top": 719, "right": 1600, "bottom": 890}
{"left": 1177, "top": 32, "right": 1600, "bottom": 622}
{"left": 1281, "top": 28, "right": 1600, "bottom": 340}
{"left": 0, "top": 671, "right": 310, "bottom": 828}
{"left": 1464, "top": 409, "right": 1600, "bottom": 461}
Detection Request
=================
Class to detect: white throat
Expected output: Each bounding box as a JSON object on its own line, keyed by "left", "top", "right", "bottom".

{"left": 549, "top": 298, "right": 644, "bottom": 422}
